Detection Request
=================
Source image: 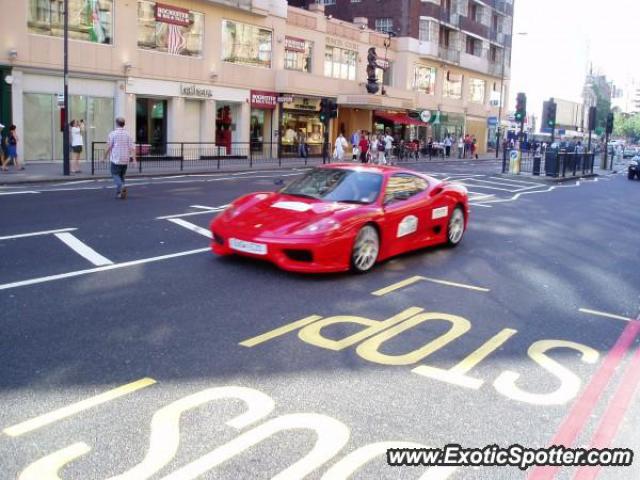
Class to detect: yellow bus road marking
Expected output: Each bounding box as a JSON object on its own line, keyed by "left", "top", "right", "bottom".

{"left": 3, "top": 378, "right": 156, "bottom": 437}
{"left": 372, "top": 275, "right": 490, "bottom": 296}
{"left": 239, "top": 315, "right": 323, "bottom": 348}
{"left": 579, "top": 308, "right": 632, "bottom": 322}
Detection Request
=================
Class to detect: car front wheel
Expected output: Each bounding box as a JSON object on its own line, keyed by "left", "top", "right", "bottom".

{"left": 351, "top": 225, "right": 380, "bottom": 273}
{"left": 447, "top": 206, "right": 465, "bottom": 246}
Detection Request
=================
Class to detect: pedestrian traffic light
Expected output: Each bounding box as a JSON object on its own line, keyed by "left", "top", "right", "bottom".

{"left": 606, "top": 112, "right": 614, "bottom": 135}
{"left": 514, "top": 92, "right": 526, "bottom": 123}
{"left": 366, "top": 47, "right": 379, "bottom": 95}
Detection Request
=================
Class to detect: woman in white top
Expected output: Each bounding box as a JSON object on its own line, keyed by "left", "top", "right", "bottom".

{"left": 70, "top": 119, "right": 85, "bottom": 173}
{"left": 333, "top": 133, "right": 348, "bottom": 161}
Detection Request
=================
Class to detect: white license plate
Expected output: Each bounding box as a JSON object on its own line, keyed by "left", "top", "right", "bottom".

{"left": 229, "top": 238, "right": 268, "bottom": 255}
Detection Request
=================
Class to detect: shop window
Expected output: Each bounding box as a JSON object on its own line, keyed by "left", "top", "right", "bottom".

{"left": 28, "top": 0, "right": 113, "bottom": 44}
{"left": 222, "top": 20, "right": 272, "bottom": 68}
{"left": 136, "top": 98, "right": 167, "bottom": 152}
{"left": 281, "top": 111, "right": 324, "bottom": 157}
{"left": 324, "top": 46, "right": 357, "bottom": 81}
{"left": 470, "top": 78, "right": 485, "bottom": 103}
{"left": 413, "top": 65, "right": 436, "bottom": 95}
{"left": 284, "top": 37, "right": 313, "bottom": 73}
{"left": 444, "top": 71, "right": 463, "bottom": 99}
{"left": 137, "top": 1, "right": 203, "bottom": 57}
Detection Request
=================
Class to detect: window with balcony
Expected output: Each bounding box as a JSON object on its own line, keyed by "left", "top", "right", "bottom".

{"left": 413, "top": 65, "right": 436, "bottom": 95}
{"left": 28, "top": 0, "right": 113, "bottom": 44}
{"left": 419, "top": 18, "right": 438, "bottom": 42}
{"left": 138, "top": 1, "right": 204, "bottom": 57}
{"left": 222, "top": 20, "right": 272, "bottom": 68}
{"left": 324, "top": 46, "right": 357, "bottom": 81}
{"left": 469, "top": 78, "right": 485, "bottom": 103}
{"left": 465, "top": 36, "right": 483, "bottom": 56}
{"left": 444, "top": 71, "right": 463, "bottom": 99}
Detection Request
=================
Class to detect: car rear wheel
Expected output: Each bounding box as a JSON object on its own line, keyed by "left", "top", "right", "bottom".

{"left": 629, "top": 170, "right": 636, "bottom": 180}
{"left": 447, "top": 207, "right": 465, "bottom": 246}
{"left": 351, "top": 225, "right": 379, "bottom": 273}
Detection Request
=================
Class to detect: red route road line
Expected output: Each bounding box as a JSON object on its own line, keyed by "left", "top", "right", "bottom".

{"left": 527, "top": 319, "right": 640, "bottom": 480}
{"left": 573, "top": 318, "right": 640, "bottom": 480}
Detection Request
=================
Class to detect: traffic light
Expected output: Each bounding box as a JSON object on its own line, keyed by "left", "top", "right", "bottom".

{"left": 606, "top": 112, "right": 614, "bottom": 135}
{"left": 588, "top": 106, "right": 597, "bottom": 132}
{"left": 514, "top": 92, "right": 526, "bottom": 123}
{"left": 319, "top": 98, "right": 338, "bottom": 124}
{"left": 546, "top": 100, "right": 557, "bottom": 129}
{"left": 366, "top": 47, "right": 379, "bottom": 95}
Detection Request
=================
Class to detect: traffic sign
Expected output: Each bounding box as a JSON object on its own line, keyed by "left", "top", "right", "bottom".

{"left": 56, "top": 94, "right": 65, "bottom": 107}
{"left": 487, "top": 116, "right": 498, "bottom": 126}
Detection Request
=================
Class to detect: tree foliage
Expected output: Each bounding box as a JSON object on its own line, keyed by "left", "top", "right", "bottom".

{"left": 613, "top": 113, "right": 640, "bottom": 143}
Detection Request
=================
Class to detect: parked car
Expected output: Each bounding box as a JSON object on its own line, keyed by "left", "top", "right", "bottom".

{"left": 623, "top": 147, "right": 637, "bottom": 158}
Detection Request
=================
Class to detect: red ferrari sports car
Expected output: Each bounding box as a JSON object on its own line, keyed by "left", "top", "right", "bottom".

{"left": 210, "top": 164, "right": 469, "bottom": 273}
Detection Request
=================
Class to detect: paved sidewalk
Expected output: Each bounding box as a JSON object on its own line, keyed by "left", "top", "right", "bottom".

{"left": 0, "top": 154, "right": 503, "bottom": 185}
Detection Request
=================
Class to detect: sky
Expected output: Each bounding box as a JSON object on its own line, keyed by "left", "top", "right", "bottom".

{"left": 510, "top": 0, "right": 640, "bottom": 121}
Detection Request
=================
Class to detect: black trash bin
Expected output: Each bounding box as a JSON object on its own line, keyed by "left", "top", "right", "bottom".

{"left": 545, "top": 149, "right": 559, "bottom": 177}
{"left": 533, "top": 155, "right": 542, "bottom": 176}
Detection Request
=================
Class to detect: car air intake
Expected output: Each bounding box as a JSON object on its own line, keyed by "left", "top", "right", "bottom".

{"left": 284, "top": 249, "right": 313, "bottom": 262}
{"left": 213, "top": 232, "right": 224, "bottom": 245}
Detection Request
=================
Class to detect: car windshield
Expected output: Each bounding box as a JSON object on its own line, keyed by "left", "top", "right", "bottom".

{"left": 281, "top": 168, "right": 383, "bottom": 204}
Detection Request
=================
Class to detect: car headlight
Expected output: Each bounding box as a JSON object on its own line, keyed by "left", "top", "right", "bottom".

{"left": 295, "top": 218, "right": 341, "bottom": 235}
{"left": 221, "top": 203, "right": 239, "bottom": 219}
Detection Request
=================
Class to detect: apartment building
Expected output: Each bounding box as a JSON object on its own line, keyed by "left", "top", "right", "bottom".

{"left": 0, "top": 0, "right": 510, "bottom": 162}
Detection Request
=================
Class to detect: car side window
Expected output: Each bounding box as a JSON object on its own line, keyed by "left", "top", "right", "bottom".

{"left": 384, "top": 174, "right": 428, "bottom": 203}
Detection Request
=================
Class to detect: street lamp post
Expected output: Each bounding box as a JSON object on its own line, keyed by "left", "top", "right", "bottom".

{"left": 63, "top": 0, "right": 70, "bottom": 176}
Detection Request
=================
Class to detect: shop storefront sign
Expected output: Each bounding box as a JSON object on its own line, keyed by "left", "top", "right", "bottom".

{"left": 326, "top": 37, "right": 358, "bottom": 51}
{"left": 282, "top": 96, "right": 321, "bottom": 112}
{"left": 285, "top": 36, "right": 306, "bottom": 53}
{"left": 251, "top": 91, "right": 294, "bottom": 109}
{"left": 155, "top": 3, "right": 191, "bottom": 27}
{"left": 420, "top": 110, "right": 432, "bottom": 123}
{"left": 180, "top": 84, "right": 213, "bottom": 98}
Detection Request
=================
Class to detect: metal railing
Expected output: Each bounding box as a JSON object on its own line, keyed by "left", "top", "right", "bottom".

{"left": 91, "top": 142, "right": 330, "bottom": 174}
{"left": 501, "top": 149, "right": 596, "bottom": 177}
{"left": 438, "top": 46, "right": 461, "bottom": 64}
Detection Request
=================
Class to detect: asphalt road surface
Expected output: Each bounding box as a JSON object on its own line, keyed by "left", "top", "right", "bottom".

{"left": 1, "top": 160, "right": 639, "bottom": 480}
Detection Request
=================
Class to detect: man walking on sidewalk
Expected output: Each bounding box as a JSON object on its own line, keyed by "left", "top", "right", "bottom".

{"left": 104, "top": 117, "right": 135, "bottom": 199}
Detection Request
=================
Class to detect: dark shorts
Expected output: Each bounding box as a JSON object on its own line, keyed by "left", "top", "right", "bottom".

{"left": 72, "top": 145, "right": 83, "bottom": 153}
{"left": 7, "top": 145, "right": 17, "bottom": 158}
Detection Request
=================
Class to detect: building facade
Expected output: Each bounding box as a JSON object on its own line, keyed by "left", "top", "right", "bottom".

{"left": 0, "top": 0, "right": 511, "bottom": 163}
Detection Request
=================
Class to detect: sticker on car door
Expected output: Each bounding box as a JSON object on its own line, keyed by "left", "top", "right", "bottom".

{"left": 397, "top": 215, "right": 418, "bottom": 238}
{"left": 432, "top": 206, "right": 448, "bottom": 220}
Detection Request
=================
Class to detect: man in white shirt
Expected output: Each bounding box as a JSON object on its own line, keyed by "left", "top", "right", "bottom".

{"left": 104, "top": 117, "right": 136, "bottom": 199}
{"left": 384, "top": 133, "right": 394, "bottom": 164}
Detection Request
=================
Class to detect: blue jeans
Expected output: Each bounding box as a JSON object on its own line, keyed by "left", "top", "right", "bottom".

{"left": 111, "top": 163, "right": 128, "bottom": 194}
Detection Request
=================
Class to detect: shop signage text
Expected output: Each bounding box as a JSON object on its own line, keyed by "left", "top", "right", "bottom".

{"left": 326, "top": 37, "right": 358, "bottom": 51}
{"left": 155, "top": 3, "right": 191, "bottom": 27}
{"left": 282, "top": 96, "right": 322, "bottom": 112}
{"left": 284, "top": 36, "right": 306, "bottom": 53}
{"left": 181, "top": 84, "right": 213, "bottom": 98}
{"left": 251, "top": 91, "right": 294, "bottom": 109}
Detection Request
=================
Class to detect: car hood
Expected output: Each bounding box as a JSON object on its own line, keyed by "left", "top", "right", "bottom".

{"left": 222, "top": 192, "right": 366, "bottom": 236}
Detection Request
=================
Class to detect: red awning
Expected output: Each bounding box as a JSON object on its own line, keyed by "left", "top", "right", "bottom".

{"left": 374, "top": 111, "right": 428, "bottom": 126}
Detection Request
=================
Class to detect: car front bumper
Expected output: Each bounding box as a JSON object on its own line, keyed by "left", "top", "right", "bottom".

{"left": 210, "top": 227, "right": 353, "bottom": 273}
